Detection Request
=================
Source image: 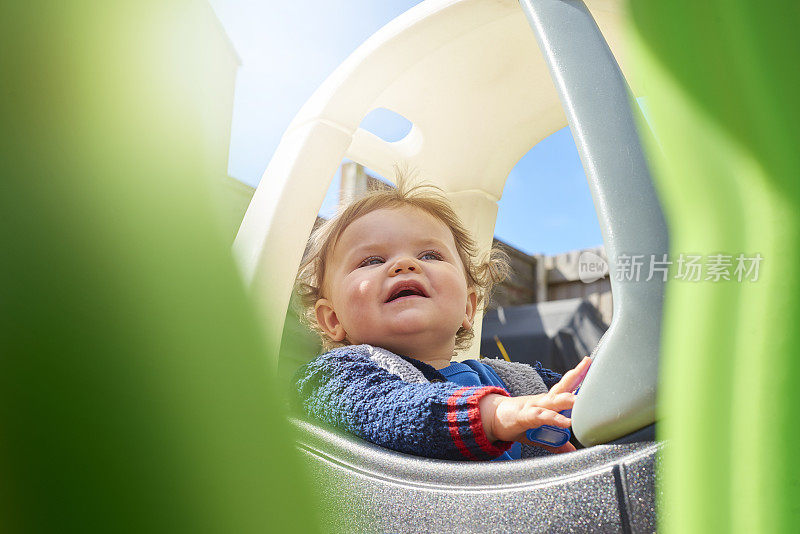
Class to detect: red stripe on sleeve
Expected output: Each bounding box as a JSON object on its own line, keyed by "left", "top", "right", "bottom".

{"left": 446, "top": 387, "right": 477, "bottom": 460}
{"left": 467, "top": 387, "right": 512, "bottom": 456}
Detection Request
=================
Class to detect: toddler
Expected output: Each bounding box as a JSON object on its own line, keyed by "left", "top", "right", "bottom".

{"left": 294, "top": 179, "right": 591, "bottom": 460}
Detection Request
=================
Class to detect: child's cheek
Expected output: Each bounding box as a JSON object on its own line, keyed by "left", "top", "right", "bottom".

{"left": 343, "top": 277, "right": 376, "bottom": 318}
{"left": 357, "top": 279, "right": 372, "bottom": 295}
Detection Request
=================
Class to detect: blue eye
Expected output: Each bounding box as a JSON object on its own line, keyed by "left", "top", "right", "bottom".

{"left": 419, "top": 250, "right": 443, "bottom": 261}
{"left": 358, "top": 256, "right": 384, "bottom": 268}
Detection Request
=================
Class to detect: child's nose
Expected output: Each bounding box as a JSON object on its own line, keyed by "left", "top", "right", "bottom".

{"left": 390, "top": 257, "right": 420, "bottom": 275}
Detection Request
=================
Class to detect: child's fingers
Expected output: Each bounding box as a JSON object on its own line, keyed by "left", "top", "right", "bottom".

{"left": 493, "top": 393, "right": 576, "bottom": 441}
{"left": 520, "top": 407, "right": 571, "bottom": 429}
{"left": 550, "top": 356, "right": 592, "bottom": 394}
{"left": 562, "top": 356, "right": 591, "bottom": 390}
{"left": 532, "top": 392, "right": 576, "bottom": 413}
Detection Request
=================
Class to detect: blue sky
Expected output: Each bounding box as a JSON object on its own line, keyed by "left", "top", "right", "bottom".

{"left": 209, "top": 0, "right": 602, "bottom": 256}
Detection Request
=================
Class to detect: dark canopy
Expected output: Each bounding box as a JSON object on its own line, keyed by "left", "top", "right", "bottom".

{"left": 480, "top": 298, "right": 608, "bottom": 375}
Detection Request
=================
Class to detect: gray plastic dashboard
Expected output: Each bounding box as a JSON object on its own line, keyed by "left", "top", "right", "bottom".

{"left": 292, "top": 418, "right": 659, "bottom": 533}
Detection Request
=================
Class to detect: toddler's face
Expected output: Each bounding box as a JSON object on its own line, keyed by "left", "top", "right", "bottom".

{"left": 315, "top": 206, "right": 476, "bottom": 358}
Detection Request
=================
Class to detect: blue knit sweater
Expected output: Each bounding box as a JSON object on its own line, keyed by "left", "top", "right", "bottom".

{"left": 293, "top": 344, "right": 561, "bottom": 461}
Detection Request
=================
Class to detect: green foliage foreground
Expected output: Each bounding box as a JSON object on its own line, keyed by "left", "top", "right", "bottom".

{"left": 0, "top": 2, "right": 319, "bottom": 532}
{"left": 629, "top": 0, "right": 800, "bottom": 531}
{"left": 3, "top": 1, "right": 798, "bottom": 532}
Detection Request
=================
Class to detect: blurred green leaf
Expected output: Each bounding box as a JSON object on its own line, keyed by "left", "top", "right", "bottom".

{"left": 0, "top": 2, "right": 320, "bottom": 532}
{"left": 628, "top": 0, "right": 800, "bottom": 532}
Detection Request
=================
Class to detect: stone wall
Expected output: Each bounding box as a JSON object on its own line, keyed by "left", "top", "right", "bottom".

{"left": 489, "top": 242, "right": 612, "bottom": 325}
{"left": 543, "top": 246, "right": 612, "bottom": 324}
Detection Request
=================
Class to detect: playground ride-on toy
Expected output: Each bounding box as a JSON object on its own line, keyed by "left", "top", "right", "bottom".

{"left": 235, "top": 0, "right": 666, "bottom": 531}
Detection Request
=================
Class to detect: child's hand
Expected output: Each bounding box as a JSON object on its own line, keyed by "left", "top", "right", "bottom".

{"left": 479, "top": 357, "right": 592, "bottom": 452}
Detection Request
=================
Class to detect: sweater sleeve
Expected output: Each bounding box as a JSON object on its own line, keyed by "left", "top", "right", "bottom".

{"left": 294, "top": 347, "right": 512, "bottom": 461}
{"left": 532, "top": 361, "right": 563, "bottom": 390}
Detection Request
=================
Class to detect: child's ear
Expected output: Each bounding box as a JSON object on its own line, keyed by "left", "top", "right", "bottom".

{"left": 315, "top": 298, "right": 347, "bottom": 342}
{"left": 462, "top": 288, "right": 478, "bottom": 330}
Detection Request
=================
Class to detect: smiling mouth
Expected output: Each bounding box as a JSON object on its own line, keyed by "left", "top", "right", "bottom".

{"left": 385, "top": 284, "right": 428, "bottom": 303}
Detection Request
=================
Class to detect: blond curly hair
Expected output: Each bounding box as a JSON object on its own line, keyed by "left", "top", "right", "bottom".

{"left": 296, "top": 177, "right": 508, "bottom": 352}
